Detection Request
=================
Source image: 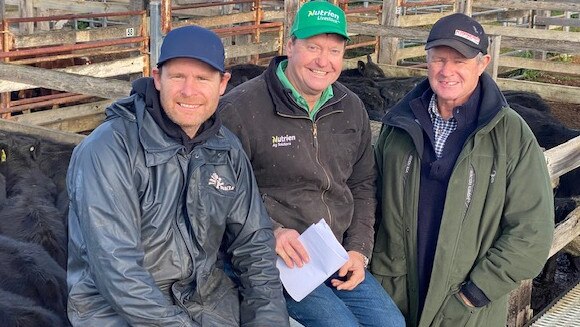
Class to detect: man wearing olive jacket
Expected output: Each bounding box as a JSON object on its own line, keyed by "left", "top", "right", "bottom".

{"left": 371, "top": 13, "right": 554, "bottom": 327}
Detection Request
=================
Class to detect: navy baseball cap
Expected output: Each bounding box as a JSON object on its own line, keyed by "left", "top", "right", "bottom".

{"left": 425, "top": 13, "right": 488, "bottom": 58}
{"left": 157, "top": 25, "right": 225, "bottom": 73}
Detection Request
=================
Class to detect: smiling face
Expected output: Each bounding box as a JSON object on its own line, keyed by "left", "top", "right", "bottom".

{"left": 427, "top": 46, "right": 490, "bottom": 114}
{"left": 152, "top": 57, "right": 230, "bottom": 138}
{"left": 285, "top": 33, "right": 346, "bottom": 106}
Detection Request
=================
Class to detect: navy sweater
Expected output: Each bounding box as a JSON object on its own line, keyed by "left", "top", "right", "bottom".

{"left": 409, "top": 86, "right": 481, "bottom": 316}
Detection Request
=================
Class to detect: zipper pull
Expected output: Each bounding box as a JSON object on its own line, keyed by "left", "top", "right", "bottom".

{"left": 312, "top": 123, "right": 318, "bottom": 148}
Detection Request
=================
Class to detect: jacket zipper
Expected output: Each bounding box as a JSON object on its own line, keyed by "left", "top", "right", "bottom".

{"left": 402, "top": 153, "right": 414, "bottom": 188}
{"left": 276, "top": 110, "right": 342, "bottom": 229}
{"left": 311, "top": 110, "right": 343, "bottom": 229}
{"left": 312, "top": 122, "right": 333, "bottom": 225}
{"left": 464, "top": 166, "right": 475, "bottom": 215}
{"left": 446, "top": 164, "right": 476, "bottom": 292}
{"left": 402, "top": 151, "right": 419, "bottom": 319}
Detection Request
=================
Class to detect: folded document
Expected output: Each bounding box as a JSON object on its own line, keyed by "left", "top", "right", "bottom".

{"left": 276, "top": 218, "right": 349, "bottom": 302}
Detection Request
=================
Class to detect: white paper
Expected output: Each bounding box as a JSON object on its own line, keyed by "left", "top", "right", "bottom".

{"left": 276, "top": 218, "right": 349, "bottom": 302}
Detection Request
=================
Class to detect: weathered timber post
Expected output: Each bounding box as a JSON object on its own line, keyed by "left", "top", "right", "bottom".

{"left": 378, "top": 0, "right": 401, "bottom": 65}
{"left": 161, "top": 0, "right": 171, "bottom": 35}
{"left": 17, "top": 0, "right": 33, "bottom": 34}
{"left": 455, "top": 0, "right": 473, "bottom": 16}
{"left": 486, "top": 35, "right": 501, "bottom": 81}
{"left": 0, "top": 0, "right": 4, "bottom": 21}
{"left": 150, "top": 1, "right": 163, "bottom": 71}
{"left": 284, "top": 0, "right": 300, "bottom": 50}
{"left": 129, "top": 0, "right": 146, "bottom": 26}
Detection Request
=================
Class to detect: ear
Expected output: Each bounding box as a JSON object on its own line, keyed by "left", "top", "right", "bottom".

{"left": 286, "top": 38, "right": 295, "bottom": 58}
{"left": 478, "top": 54, "right": 492, "bottom": 75}
{"left": 152, "top": 67, "right": 162, "bottom": 91}
{"left": 357, "top": 60, "right": 366, "bottom": 74}
{"left": 367, "top": 54, "right": 373, "bottom": 63}
{"left": 219, "top": 72, "right": 231, "bottom": 96}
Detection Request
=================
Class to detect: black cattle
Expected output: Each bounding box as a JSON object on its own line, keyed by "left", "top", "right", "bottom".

{"left": 503, "top": 90, "right": 552, "bottom": 113}
{"left": 510, "top": 103, "right": 580, "bottom": 151}
{"left": 225, "top": 63, "right": 266, "bottom": 93}
{"left": 0, "top": 173, "right": 6, "bottom": 210}
{"left": 0, "top": 289, "right": 63, "bottom": 327}
{"left": 340, "top": 54, "right": 385, "bottom": 79}
{"left": 0, "top": 235, "right": 67, "bottom": 323}
{"left": 33, "top": 140, "right": 74, "bottom": 203}
{"left": 6, "top": 168, "right": 58, "bottom": 202}
{"left": 337, "top": 77, "right": 385, "bottom": 121}
{"left": 0, "top": 168, "right": 66, "bottom": 267}
{"left": 0, "top": 133, "right": 74, "bottom": 205}
{"left": 0, "top": 133, "right": 41, "bottom": 176}
{"left": 0, "top": 196, "right": 67, "bottom": 268}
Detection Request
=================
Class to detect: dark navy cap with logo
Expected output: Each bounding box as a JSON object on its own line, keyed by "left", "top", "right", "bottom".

{"left": 157, "top": 25, "right": 225, "bottom": 73}
{"left": 425, "top": 13, "right": 488, "bottom": 59}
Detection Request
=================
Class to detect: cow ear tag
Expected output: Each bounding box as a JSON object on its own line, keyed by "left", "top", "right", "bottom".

{"left": 1, "top": 149, "right": 6, "bottom": 162}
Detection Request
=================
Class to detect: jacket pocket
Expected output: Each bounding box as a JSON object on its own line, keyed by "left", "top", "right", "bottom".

{"left": 373, "top": 272, "right": 409, "bottom": 318}
{"left": 186, "top": 268, "right": 240, "bottom": 326}
{"left": 431, "top": 292, "right": 481, "bottom": 327}
{"left": 371, "top": 254, "right": 408, "bottom": 317}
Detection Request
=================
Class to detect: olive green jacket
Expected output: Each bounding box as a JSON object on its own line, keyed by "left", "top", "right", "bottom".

{"left": 371, "top": 75, "right": 554, "bottom": 327}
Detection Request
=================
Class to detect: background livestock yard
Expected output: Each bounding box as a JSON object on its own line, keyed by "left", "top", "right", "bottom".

{"left": 0, "top": 0, "right": 579, "bottom": 326}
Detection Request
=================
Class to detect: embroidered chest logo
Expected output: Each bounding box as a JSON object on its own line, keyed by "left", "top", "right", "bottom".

{"left": 208, "top": 173, "right": 235, "bottom": 191}
{"left": 272, "top": 135, "right": 296, "bottom": 148}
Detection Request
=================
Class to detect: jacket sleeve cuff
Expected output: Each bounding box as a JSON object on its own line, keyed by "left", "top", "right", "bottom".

{"left": 270, "top": 218, "right": 283, "bottom": 231}
{"left": 461, "top": 280, "right": 491, "bottom": 307}
{"left": 344, "top": 244, "right": 373, "bottom": 259}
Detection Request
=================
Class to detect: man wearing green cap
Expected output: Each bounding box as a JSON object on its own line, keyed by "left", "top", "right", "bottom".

{"left": 219, "top": 1, "right": 404, "bottom": 326}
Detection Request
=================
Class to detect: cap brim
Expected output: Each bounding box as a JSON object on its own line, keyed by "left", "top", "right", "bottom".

{"left": 293, "top": 26, "right": 350, "bottom": 41}
{"left": 425, "top": 39, "right": 479, "bottom": 59}
{"left": 157, "top": 55, "right": 225, "bottom": 73}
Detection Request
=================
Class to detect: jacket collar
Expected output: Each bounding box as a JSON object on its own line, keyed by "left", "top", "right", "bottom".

{"left": 382, "top": 72, "right": 507, "bottom": 154}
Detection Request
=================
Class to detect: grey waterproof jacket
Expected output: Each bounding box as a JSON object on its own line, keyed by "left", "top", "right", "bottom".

{"left": 67, "top": 90, "right": 289, "bottom": 326}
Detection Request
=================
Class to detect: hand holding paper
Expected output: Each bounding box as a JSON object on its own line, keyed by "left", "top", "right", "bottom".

{"left": 276, "top": 219, "right": 349, "bottom": 302}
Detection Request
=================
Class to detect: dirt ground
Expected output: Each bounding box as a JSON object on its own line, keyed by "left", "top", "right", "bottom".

{"left": 548, "top": 101, "right": 580, "bottom": 129}
{"left": 535, "top": 65, "right": 580, "bottom": 130}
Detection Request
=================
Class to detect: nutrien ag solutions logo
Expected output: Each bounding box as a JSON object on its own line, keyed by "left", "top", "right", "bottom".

{"left": 308, "top": 9, "right": 340, "bottom": 24}
{"left": 272, "top": 135, "right": 296, "bottom": 148}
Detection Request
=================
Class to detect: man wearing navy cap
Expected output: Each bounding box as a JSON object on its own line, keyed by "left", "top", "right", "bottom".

{"left": 220, "top": 1, "right": 404, "bottom": 326}
{"left": 371, "top": 13, "right": 554, "bottom": 326}
{"left": 66, "top": 25, "right": 289, "bottom": 326}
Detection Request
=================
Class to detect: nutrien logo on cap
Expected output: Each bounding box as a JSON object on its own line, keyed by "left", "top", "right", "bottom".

{"left": 308, "top": 9, "right": 340, "bottom": 24}
{"left": 454, "top": 29, "right": 480, "bottom": 45}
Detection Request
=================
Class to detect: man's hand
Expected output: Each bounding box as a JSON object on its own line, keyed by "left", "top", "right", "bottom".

{"left": 458, "top": 291, "right": 475, "bottom": 307}
{"left": 330, "top": 251, "right": 366, "bottom": 291}
{"left": 274, "top": 227, "right": 309, "bottom": 268}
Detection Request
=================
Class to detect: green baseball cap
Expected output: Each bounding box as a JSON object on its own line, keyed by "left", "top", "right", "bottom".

{"left": 291, "top": 0, "right": 350, "bottom": 41}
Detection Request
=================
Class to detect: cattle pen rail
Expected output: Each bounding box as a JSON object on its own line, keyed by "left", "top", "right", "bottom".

{"left": 0, "top": 64, "right": 579, "bottom": 325}
{"left": 349, "top": 0, "right": 580, "bottom": 105}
